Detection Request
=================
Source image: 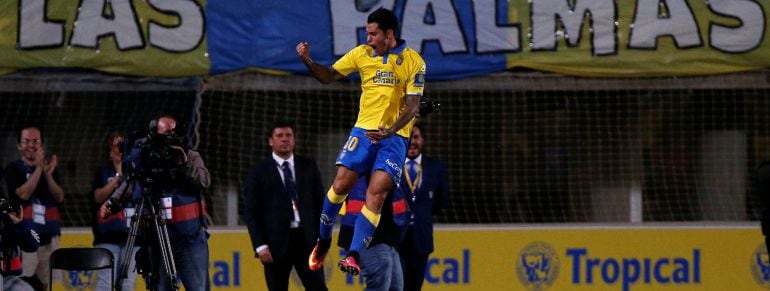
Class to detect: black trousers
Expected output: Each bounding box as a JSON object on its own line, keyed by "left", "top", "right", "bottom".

{"left": 399, "top": 248, "right": 429, "bottom": 291}
{"left": 399, "top": 227, "right": 430, "bottom": 291}
{"left": 263, "top": 228, "right": 327, "bottom": 291}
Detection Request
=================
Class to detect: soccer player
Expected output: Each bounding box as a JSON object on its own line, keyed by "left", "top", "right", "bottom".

{"left": 296, "top": 7, "right": 425, "bottom": 275}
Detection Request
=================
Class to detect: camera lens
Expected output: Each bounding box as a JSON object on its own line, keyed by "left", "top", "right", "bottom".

{"left": 419, "top": 98, "right": 440, "bottom": 117}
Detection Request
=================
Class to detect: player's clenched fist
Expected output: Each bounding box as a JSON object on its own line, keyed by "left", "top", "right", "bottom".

{"left": 296, "top": 42, "right": 310, "bottom": 60}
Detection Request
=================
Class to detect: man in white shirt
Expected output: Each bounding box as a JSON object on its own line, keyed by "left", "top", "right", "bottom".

{"left": 243, "top": 122, "right": 328, "bottom": 291}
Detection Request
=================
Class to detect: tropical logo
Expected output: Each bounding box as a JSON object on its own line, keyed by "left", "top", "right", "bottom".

{"left": 63, "top": 270, "right": 97, "bottom": 290}
{"left": 751, "top": 243, "right": 770, "bottom": 288}
{"left": 516, "top": 241, "right": 559, "bottom": 291}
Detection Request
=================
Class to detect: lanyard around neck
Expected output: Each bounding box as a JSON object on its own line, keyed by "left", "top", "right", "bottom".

{"left": 404, "top": 163, "right": 422, "bottom": 194}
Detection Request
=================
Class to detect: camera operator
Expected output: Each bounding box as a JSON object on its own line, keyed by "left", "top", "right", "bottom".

{"left": 0, "top": 196, "right": 40, "bottom": 291}
{"left": 144, "top": 115, "right": 211, "bottom": 291}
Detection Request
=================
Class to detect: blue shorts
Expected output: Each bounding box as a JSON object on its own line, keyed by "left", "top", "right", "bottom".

{"left": 336, "top": 127, "right": 408, "bottom": 187}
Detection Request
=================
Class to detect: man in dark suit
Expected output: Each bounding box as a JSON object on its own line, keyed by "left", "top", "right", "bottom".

{"left": 398, "top": 124, "right": 449, "bottom": 291}
{"left": 243, "top": 122, "right": 328, "bottom": 291}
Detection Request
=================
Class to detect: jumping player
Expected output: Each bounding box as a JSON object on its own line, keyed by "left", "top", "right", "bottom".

{"left": 296, "top": 7, "right": 425, "bottom": 275}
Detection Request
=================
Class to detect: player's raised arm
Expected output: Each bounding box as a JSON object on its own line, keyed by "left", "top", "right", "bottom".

{"left": 296, "top": 42, "right": 344, "bottom": 84}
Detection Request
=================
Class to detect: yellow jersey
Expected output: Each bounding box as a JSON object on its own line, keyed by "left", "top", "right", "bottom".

{"left": 332, "top": 41, "right": 426, "bottom": 138}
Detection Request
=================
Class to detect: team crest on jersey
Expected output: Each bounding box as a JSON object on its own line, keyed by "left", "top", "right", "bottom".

{"left": 751, "top": 243, "right": 770, "bottom": 287}
{"left": 414, "top": 65, "right": 426, "bottom": 87}
{"left": 516, "top": 242, "right": 560, "bottom": 290}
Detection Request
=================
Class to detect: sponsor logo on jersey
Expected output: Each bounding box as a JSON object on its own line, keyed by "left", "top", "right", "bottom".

{"left": 373, "top": 70, "right": 400, "bottom": 85}
{"left": 385, "top": 159, "right": 403, "bottom": 178}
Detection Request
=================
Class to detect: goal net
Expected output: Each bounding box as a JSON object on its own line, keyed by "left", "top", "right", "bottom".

{"left": 1, "top": 70, "right": 768, "bottom": 226}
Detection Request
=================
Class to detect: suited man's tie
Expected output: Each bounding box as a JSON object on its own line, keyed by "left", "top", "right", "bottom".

{"left": 282, "top": 161, "right": 301, "bottom": 227}
{"left": 405, "top": 159, "right": 420, "bottom": 225}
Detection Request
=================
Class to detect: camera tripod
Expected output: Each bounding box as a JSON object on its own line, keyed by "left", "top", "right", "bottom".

{"left": 116, "top": 192, "right": 179, "bottom": 291}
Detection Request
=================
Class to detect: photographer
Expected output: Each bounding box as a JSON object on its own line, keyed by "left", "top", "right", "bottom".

{"left": 143, "top": 115, "right": 211, "bottom": 291}
{"left": 92, "top": 133, "right": 138, "bottom": 291}
{"left": 4, "top": 126, "right": 64, "bottom": 291}
{"left": 0, "top": 196, "right": 40, "bottom": 291}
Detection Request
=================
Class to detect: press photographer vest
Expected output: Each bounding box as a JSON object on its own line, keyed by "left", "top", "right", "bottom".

{"left": 0, "top": 218, "right": 34, "bottom": 276}
{"left": 163, "top": 184, "right": 207, "bottom": 239}
{"left": 0, "top": 243, "right": 23, "bottom": 276}
{"left": 337, "top": 180, "right": 407, "bottom": 249}
{"left": 92, "top": 165, "right": 133, "bottom": 245}
{"left": 340, "top": 181, "right": 407, "bottom": 228}
{"left": 7, "top": 160, "right": 61, "bottom": 245}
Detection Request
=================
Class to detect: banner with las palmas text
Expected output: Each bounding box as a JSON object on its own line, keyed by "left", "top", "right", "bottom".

{"left": 1, "top": 0, "right": 769, "bottom": 79}
{"left": 53, "top": 225, "right": 770, "bottom": 290}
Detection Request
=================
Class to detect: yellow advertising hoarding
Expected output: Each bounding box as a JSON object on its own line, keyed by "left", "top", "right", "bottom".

{"left": 53, "top": 225, "right": 768, "bottom": 290}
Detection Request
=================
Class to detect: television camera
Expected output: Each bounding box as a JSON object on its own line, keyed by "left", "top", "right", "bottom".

{"left": 103, "top": 124, "right": 189, "bottom": 291}
{"left": 419, "top": 97, "right": 440, "bottom": 117}
{"left": 103, "top": 128, "right": 187, "bottom": 213}
{"left": 0, "top": 198, "right": 19, "bottom": 215}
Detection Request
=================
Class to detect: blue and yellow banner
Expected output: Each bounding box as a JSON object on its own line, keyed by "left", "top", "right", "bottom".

{"left": 55, "top": 225, "right": 769, "bottom": 290}
{"left": 1, "top": 0, "right": 769, "bottom": 79}
{"left": 0, "top": 0, "right": 209, "bottom": 77}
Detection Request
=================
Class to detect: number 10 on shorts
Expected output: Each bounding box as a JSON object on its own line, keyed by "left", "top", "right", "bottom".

{"left": 344, "top": 136, "right": 359, "bottom": 151}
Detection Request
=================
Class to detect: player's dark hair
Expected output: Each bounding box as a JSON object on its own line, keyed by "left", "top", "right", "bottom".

{"left": 17, "top": 125, "right": 44, "bottom": 144}
{"left": 368, "top": 7, "right": 399, "bottom": 35}
{"left": 268, "top": 122, "right": 295, "bottom": 138}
